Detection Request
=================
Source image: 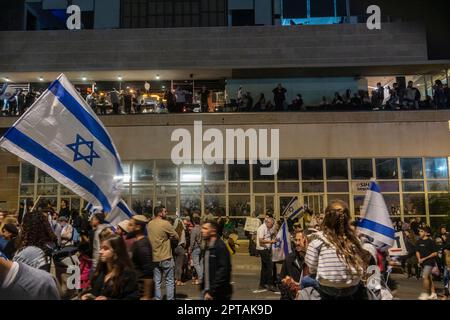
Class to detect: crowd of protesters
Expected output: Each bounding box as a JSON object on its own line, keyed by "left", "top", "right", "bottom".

{"left": 1, "top": 199, "right": 449, "bottom": 300}
{"left": 0, "top": 201, "right": 234, "bottom": 300}
{"left": 2, "top": 79, "right": 450, "bottom": 116}
{"left": 251, "top": 201, "right": 450, "bottom": 300}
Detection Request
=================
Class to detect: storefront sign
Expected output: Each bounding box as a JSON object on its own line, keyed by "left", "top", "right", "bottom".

{"left": 352, "top": 181, "right": 371, "bottom": 194}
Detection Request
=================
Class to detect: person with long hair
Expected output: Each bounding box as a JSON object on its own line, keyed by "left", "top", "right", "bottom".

{"left": 13, "top": 211, "right": 58, "bottom": 273}
{"left": 81, "top": 234, "right": 139, "bottom": 300}
{"left": 302, "top": 200, "right": 371, "bottom": 300}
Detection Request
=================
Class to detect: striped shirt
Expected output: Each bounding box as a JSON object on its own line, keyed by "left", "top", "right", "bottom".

{"left": 305, "top": 232, "right": 362, "bottom": 288}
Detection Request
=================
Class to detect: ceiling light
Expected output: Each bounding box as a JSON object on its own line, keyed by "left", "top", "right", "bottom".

{"left": 39, "top": 76, "right": 44, "bottom": 81}
{"left": 82, "top": 77, "right": 87, "bottom": 81}
{"left": 117, "top": 76, "right": 123, "bottom": 81}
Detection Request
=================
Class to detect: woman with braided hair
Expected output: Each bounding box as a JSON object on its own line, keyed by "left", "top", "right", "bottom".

{"left": 300, "top": 200, "right": 372, "bottom": 300}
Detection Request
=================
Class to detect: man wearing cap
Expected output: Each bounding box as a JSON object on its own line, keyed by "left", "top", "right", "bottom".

{"left": 129, "top": 215, "right": 154, "bottom": 300}
{"left": 1, "top": 224, "right": 18, "bottom": 259}
{"left": 147, "top": 205, "right": 179, "bottom": 300}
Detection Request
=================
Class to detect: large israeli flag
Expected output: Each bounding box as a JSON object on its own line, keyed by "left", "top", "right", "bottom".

{"left": 0, "top": 74, "right": 123, "bottom": 212}
{"left": 106, "top": 200, "right": 134, "bottom": 227}
{"left": 283, "top": 196, "right": 304, "bottom": 221}
{"left": 357, "top": 180, "right": 395, "bottom": 248}
{"left": 272, "top": 222, "right": 292, "bottom": 262}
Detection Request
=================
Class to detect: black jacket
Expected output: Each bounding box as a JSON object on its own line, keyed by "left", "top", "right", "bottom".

{"left": 131, "top": 237, "right": 154, "bottom": 279}
{"left": 201, "top": 238, "right": 232, "bottom": 300}
{"left": 280, "top": 251, "right": 304, "bottom": 283}
{"left": 90, "top": 268, "right": 139, "bottom": 300}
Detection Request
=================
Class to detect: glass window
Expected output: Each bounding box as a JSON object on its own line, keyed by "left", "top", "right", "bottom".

{"left": 155, "top": 196, "right": 177, "bottom": 215}
{"left": 426, "top": 158, "right": 448, "bottom": 179}
{"left": 131, "top": 186, "right": 154, "bottom": 215}
{"left": 278, "top": 182, "right": 299, "bottom": 193}
{"left": 229, "top": 195, "right": 251, "bottom": 216}
{"left": 327, "top": 182, "right": 349, "bottom": 193}
{"left": 301, "top": 159, "right": 323, "bottom": 180}
{"left": 204, "top": 195, "right": 226, "bottom": 216}
{"left": 180, "top": 184, "right": 201, "bottom": 194}
{"left": 204, "top": 164, "right": 225, "bottom": 181}
{"left": 37, "top": 169, "right": 56, "bottom": 184}
{"left": 155, "top": 160, "right": 177, "bottom": 182}
{"left": 384, "top": 194, "right": 401, "bottom": 216}
{"left": 326, "top": 159, "right": 348, "bottom": 180}
{"left": 428, "top": 194, "right": 450, "bottom": 216}
{"left": 376, "top": 158, "right": 398, "bottom": 179}
{"left": 204, "top": 183, "right": 226, "bottom": 194}
{"left": 354, "top": 194, "right": 400, "bottom": 217}
{"left": 156, "top": 184, "right": 177, "bottom": 195}
{"left": 327, "top": 194, "right": 349, "bottom": 206}
{"left": 37, "top": 185, "right": 57, "bottom": 195}
{"left": 253, "top": 182, "right": 275, "bottom": 193}
{"left": 122, "top": 162, "right": 131, "bottom": 183}
{"left": 401, "top": 158, "right": 423, "bottom": 179}
{"left": 180, "top": 166, "right": 202, "bottom": 182}
{"left": 302, "top": 182, "right": 324, "bottom": 193}
{"left": 428, "top": 181, "right": 449, "bottom": 192}
{"left": 253, "top": 161, "right": 275, "bottom": 181}
{"left": 20, "top": 185, "right": 34, "bottom": 197}
{"left": 21, "top": 163, "right": 35, "bottom": 183}
{"left": 133, "top": 161, "right": 154, "bottom": 182}
{"left": 402, "top": 181, "right": 424, "bottom": 192}
{"left": 277, "top": 160, "right": 299, "bottom": 180}
{"left": 352, "top": 159, "right": 373, "bottom": 180}
{"left": 180, "top": 194, "right": 201, "bottom": 213}
{"left": 228, "top": 163, "right": 250, "bottom": 181}
{"left": 403, "top": 194, "right": 426, "bottom": 215}
{"left": 229, "top": 182, "right": 250, "bottom": 193}
{"left": 378, "top": 181, "right": 399, "bottom": 192}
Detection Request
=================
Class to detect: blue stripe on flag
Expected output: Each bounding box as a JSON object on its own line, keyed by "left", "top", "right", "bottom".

{"left": 358, "top": 218, "right": 395, "bottom": 240}
{"left": 282, "top": 223, "right": 289, "bottom": 257}
{"left": 370, "top": 181, "right": 381, "bottom": 193}
{"left": 282, "top": 196, "right": 297, "bottom": 216}
{"left": 48, "top": 80, "right": 123, "bottom": 175}
{"left": 117, "top": 201, "right": 134, "bottom": 218}
{"left": 5, "top": 127, "right": 112, "bottom": 212}
{"left": 288, "top": 207, "right": 302, "bottom": 220}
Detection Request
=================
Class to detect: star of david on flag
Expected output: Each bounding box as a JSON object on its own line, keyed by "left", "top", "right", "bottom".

{"left": 0, "top": 74, "right": 124, "bottom": 212}
{"left": 67, "top": 134, "right": 100, "bottom": 166}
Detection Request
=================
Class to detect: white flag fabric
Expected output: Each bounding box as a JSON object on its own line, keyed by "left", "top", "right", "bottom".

{"left": 357, "top": 180, "right": 395, "bottom": 248}
{"left": 105, "top": 200, "right": 134, "bottom": 227}
{"left": 272, "top": 222, "right": 292, "bottom": 262}
{"left": 0, "top": 74, "right": 123, "bottom": 212}
{"left": 283, "top": 196, "right": 303, "bottom": 221}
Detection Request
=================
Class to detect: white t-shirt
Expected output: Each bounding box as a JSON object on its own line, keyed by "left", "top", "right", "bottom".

{"left": 256, "top": 224, "right": 275, "bottom": 250}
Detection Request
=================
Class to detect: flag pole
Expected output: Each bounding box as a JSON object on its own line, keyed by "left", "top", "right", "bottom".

{"left": 30, "top": 195, "right": 42, "bottom": 212}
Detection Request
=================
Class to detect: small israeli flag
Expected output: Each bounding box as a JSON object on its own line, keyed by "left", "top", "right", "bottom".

{"left": 357, "top": 180, "right": 395, "bottom": 248}
{"left": 272, "top": 222, "right": 292, "bottom": 262}
{"left": 0, "top": 74, "right": 124, "bottom": 212}
{"left": 283, "top": 196, "right": 304, "bottom": 221}
{"left": 106, "top": 200, "right": 134, "bottom": 227}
